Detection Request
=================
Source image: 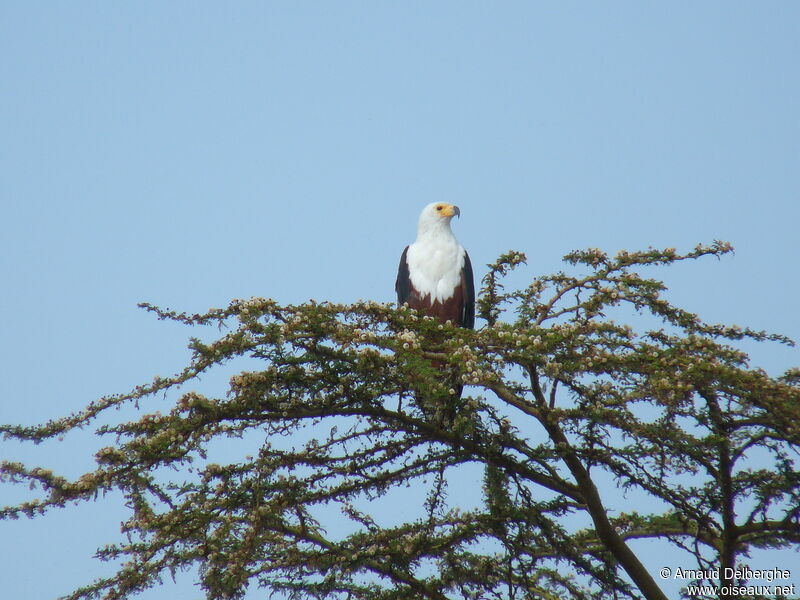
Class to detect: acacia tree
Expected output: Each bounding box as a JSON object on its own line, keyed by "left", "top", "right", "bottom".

{"left": 2, "top": 243, "right": 798, "bottom": 600}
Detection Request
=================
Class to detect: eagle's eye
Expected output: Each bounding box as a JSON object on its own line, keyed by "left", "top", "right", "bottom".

{"left": 436, "top": 205, "right": 443, "bottom": 211}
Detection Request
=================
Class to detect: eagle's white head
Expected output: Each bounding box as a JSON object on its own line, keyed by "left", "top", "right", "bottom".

{"left": 416, "top": 202, "right": 461, "bottom": 239}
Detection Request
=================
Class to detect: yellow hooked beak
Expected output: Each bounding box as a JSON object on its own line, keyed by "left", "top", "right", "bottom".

{"left": 436, "top": 203, "right": 461, "bottom": 218}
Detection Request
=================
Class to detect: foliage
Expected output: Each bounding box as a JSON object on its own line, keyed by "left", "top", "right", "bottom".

{"left": 2, "top": 242, "right": 798, "bottom": 600}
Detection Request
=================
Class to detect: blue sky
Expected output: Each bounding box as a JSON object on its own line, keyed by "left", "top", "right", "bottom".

{"left": 1, "top": 3, "right": 798, "bottom": 599}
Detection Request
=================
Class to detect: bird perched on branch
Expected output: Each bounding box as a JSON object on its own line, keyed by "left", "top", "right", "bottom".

{"left": 395, "top": 203, "right": 475, "bottom": 415}
{"left": 395, "top": 202, "right": 475, "bottom": 329}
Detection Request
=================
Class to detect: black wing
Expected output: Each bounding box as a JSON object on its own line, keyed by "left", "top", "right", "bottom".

{"left": 395, "top": 246, "right": 411, "bottom": 305}
{"left": 461, "top": 250, "right": 475, "bottom": 329}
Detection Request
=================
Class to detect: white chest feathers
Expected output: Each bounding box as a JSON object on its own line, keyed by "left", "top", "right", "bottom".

{"left": 406, "top": 237, "right": 465, "bottom": 304}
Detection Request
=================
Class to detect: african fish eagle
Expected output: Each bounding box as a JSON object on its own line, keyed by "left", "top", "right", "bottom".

{"left": 395, "top": 202, "right": 475, "bottom": 329}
